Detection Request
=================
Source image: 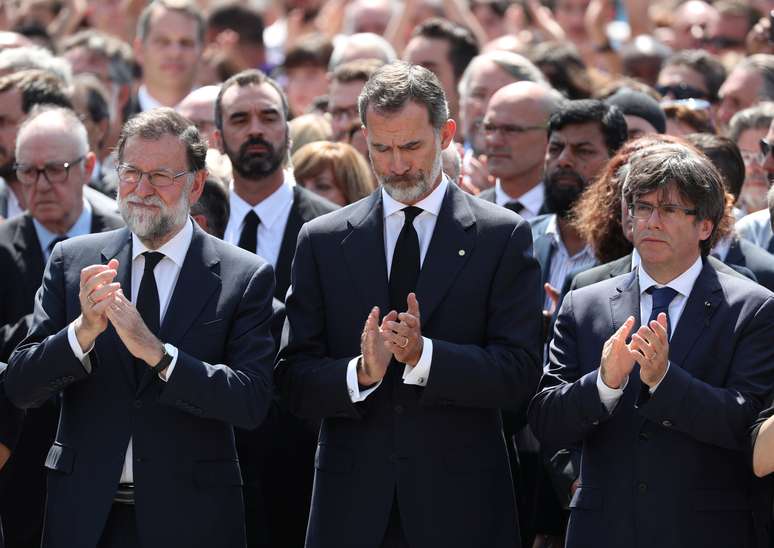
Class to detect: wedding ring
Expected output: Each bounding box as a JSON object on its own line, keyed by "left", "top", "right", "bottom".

{"left": 399, "top": 336, "right": 409, "bottom": 349}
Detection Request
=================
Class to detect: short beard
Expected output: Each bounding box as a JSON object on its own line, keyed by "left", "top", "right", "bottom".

{"left": 378, "top": 148, "right": 442, "bottom": 204}
{"left": 118, "top": 180, "right": 192, "bottom": 246}
{"left": 544, "top": 168, "right": 587, "bottom": 219}
{"left": 224, "top": 134, "right": 287, "bottom": 180}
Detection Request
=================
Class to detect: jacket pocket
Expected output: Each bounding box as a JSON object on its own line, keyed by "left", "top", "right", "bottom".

{"left": 314, "top": 443, "right": 354, "bottom": 474}
{"left": 569, "top": 486, "right": 603, "bottom": 510}
{"left": 193, "top": 460, "right": 243, "bottom": 488}
{"left": 45, "top": 442, "right": 75, "bottom": 475}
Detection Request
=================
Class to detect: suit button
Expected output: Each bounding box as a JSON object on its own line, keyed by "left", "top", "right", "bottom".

{"left": 662, "top": 420, "right": 673, "bottom": 428}
{"left": 639, "top": 432, "right": 649, "bottom": 441}
{"left": 638, "top": 482, "right": 647, "bottom": 493}
{"left": 394, "top": 404, "right": 404, "bottom": 414}
{"left": 133, "top": 400, "right": 142, "bottom": 409}
{"left": 591, "top": 420, "right": 600, "bottom": 426}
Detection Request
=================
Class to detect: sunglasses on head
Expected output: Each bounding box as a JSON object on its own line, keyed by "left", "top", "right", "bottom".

{"left": 656, "top": 83, "right": 709, "bottom": 101}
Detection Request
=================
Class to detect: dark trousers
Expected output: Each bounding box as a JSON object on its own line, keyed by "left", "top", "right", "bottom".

{"left": 97, "top": 504, "right": 140, "bottom": 548}
{"left": 381, "top": 497, "right": 409, "bottom": 548}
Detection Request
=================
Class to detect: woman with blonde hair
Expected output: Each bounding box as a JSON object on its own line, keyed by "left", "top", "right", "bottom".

{"left": 292, "top": 141, "right": 375, "bottom": 206}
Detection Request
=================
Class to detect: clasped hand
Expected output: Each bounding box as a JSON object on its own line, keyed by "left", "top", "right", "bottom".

{"left": 74, "top": 259, "right": 163, "bottom": 367}
{"left": 600, "top": 314, "right": 669, "bottom": 390}
{"left": 357, "top": 293, "right": 423, "bottom": 386}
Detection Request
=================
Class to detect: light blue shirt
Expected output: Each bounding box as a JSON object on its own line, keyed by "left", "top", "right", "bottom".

{"left": 33, "top": 198, "right": 92, "bottom": 261}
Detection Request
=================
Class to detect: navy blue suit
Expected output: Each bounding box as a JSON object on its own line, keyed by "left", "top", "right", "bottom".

{"left": 529, "top": 260, "right": 774, "bottom": 548}
{"left": 276, "top": 183, "right": 543, "bottom": 548}
{"left": 5, "top": 224, "right": 276, "bottom": 548}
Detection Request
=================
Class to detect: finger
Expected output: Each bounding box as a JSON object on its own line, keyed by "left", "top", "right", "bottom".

{"left": 406, "top": 293, "right": 420, "bottom": 318}
{"left": 397, "top": 311, "right": 419, "bottom": 328}
{"left": 544, "top": 283, "right": 559, "bottom": 303}
{"left": 380, "top": 310, "right": 399, "bottom": 330}
{"left": 385, "top": 320, "right": 412, "bottom": 336}
{"left": 83, "top": 268, "right": 118, "bottom": 294}
{"left": 612, "top": 316, "right": 636, "bottom": 347}
{"left": 90, "top": 282, "right": 121, "bottom": 304}
{"left": 79, "top": 263, "right": 111, "bottom": 285}
{"left": 629, "top": 334, "right": 653, "bottom": 359}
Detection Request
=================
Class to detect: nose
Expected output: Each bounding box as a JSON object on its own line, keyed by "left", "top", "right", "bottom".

{"left": 134, "top": 172, "right": 156, "bottom": 197}
{"left": 556, "top": 146, "right": 574, "bottom": 168}
{"left": 390, "top": 149, "right": 409, "bottom": 175}
{"left": 247, "top": 116, "right": 264, "bottom": 138}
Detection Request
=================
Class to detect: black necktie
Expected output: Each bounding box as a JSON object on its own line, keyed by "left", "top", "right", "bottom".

{"left": 504, "top": 201, "right": 524, "bottom": 214}
{"left": 135, "top": 252, "right": 164, "bottom": 379}
{"left": 646, "top": 286, "right": 678, "bottom": 338}
{"left": 389, "top": 206, "right": 422, "bottom": 312}
{"left": 238, "top": 211, "right": 260, "bottom": 253}
{"left": 48, "top": 235, "right": 68, "bottom": 254}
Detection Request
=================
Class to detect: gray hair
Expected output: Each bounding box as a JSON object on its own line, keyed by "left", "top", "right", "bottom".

{"left": 458, "top": 51, "right": 547, "bottom": 100}
{"left": 16, "top": 105, "right": 89, "bottom": 158}
{"left": 737, "top": 54, "right": 774, "bottom": 102}
{"left": 0, "top": 46, "right": 72, "bottom": 85}
{"left": 117, "top": 108, "right": 207, "bottom": 172}
{"left": 359, "top": 61, "right": 448, "bottom": 130}
{"left": 727, "top": 101, "right": 774, "bottom": 142}
{"left": 137, "top": 0, "right": 205, "bottom": 46}
{"left": 60, "top": 30, "right": 136, "bottom": 85}
{"left": 622, "top": 142, "right": 725, "bottom": 255}
{"left": 329, "top": 33, "right": 397, "bottom": 71}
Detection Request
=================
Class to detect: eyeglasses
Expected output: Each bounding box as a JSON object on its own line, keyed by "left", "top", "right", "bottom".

{"left": 328, "top": 105, "right": 359, "bottom": 120}
{"left": 628, "top": 201, "right": 698, "bottom": 220}
{"left": 481, "top": 122, "right": 546, "bottom": 137}
{"left": 741, "top": 149, "right": 765, "bottom": 166}
{"left": 760, "top": 139, "right": 774, "bottom": 161}
{"left": 655, "top": 83, "right": 709, "bottom": 101}
{"left": 117, "top": 164, "right": 192, "bottom": 188}
{"left": 15, "top": 156, "right": 85, "bottom": 186}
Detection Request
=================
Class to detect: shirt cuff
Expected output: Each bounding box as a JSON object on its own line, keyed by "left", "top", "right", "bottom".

{"left": 157, "top": 344, "right": 179, "bottom": 382}
{"left": 67, "top": 322, "right": 93, "bottom": 373}
{"left": 596, "top": 368, "right": 628, "bottom": 413}
{"left": 346, "top": 356, "right": 381, "bottom": 402}
{"left": 648, "top": 361, "right": 670, "bottom": 394}
{"left": 402, "top": 337, "right": 432, "bottom": 386}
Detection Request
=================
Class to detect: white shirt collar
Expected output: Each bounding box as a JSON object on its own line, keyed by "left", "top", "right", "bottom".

{"left": 494, "top": 179, "right": 544, "bottom": 215}
{"left": 382, "top": 176, "right": 449, "bottom": 219}
{"left": 137, "top": 85, "right": 165, "bottom": 112}
{"left": 230, "top": 172, "right": 295, "bottom": 228}
{"left": 638, "top": 255, "right": 703, "bottom": 298}
{"left": 131, "top": 217, "right": 194, "bottom": 268}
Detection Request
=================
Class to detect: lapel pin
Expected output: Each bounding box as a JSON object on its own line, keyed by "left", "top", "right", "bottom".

{"left": 458, "top": 249, "right": 465, "bottom": 256}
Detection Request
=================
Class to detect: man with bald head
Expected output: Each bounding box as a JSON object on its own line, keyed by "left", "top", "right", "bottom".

{"left": 479, "top": 81, "right": 563, "bottom": 220}
{"left": 177, "top": 85, "right": 220, "bottom": 147}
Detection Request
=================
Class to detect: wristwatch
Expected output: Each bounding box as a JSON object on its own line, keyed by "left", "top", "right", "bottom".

{"left": 152, "top": 344, "right": 174, "bottom": 374}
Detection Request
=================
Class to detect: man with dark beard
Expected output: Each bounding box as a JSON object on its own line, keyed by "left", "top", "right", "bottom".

{"left": 530, "top": 99, "right": 628, "bottom": 315}
{"left": 214, "top": 69, "right": 338, "bottom": 303}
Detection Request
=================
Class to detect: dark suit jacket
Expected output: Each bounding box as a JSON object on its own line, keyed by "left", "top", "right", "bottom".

{"left": 0, "top": 197, "right": 122, "bottom": 548}
{"left": 726, "top": 237, "right": 774, "bottom": 292}
{"left": 276, "top": 183, "right": 544, "bottom": 548}
{"left": 273, "top": 185, "right": 338, "bottom": 302}
{"left": 529, "top": 261, "right": 774, "bottom": 548}
{"left": 4, "top": 224, "right": 276, "bottom": 548}
{"left": 478, "top": 186, "right": 496, "bottom": 203}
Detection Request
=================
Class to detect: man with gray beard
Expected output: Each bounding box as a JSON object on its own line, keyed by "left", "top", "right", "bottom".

{"left": 5, "top": 108, "right": 276, "bottom": 548}
{"left": 213, "top": 69, "right": 338, "bottom": 303}
{"left": 276, "top": 62, "right": 543, "bottom": 548}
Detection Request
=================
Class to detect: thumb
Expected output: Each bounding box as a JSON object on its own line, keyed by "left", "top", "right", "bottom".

{"left": 107, "top": 258, "right": 119, "bottom": 270}
{"left": 406, "top": 292, "right": 420, "bottom": 318}
{"left": 544, "top": 283, "right": 559, "bottom": 303}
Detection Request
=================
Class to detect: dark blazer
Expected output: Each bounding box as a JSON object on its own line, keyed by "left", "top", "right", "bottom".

{"left": 478, "top": 186, "right": 496, "bottom": 203}
{"left": 273, "top": 185, "right": 338, "bottom": 302}
{"left": 528, "top": 261, "right": 774, "bottom": 548}
{"left": 0, "top": 363, "right": 21, "bottom": 548}
{"left": 0, "top": 197, "right": 122, "bottom": 548}
{"left": 725, "top": 237, "right": 774, "bottom": 292}
{"left": 4, "top": 224, "right": 276, "bottom": 548}
{"left": 276, "top": 183, "right": 544, "bottom": 548}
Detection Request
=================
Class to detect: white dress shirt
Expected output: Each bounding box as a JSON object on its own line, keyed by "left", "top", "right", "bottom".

{"left": 597, "top": 256, "right": 703, "bottom": 411}
{"left": 137, "top": 85, "right": 165, "bottom": 112}
{"left": 346, "top": 177, "right": 449, "bottom": 402}
{"left": 494, "top": 180, "right": 544, "bottom": 221}
{"left": 224, "top": 174, "right": 295, "bottom": 267}
{"left": 67, "top": 219, "right": 194, "bottom": 483}
{"left": 543, "top": 214, "right": 597, "bottom": 309}
{"left": 33, "top": 198, "right": 92, "bottom": 261}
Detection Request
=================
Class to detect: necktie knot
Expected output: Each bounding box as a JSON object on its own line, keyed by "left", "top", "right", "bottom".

{"left": 504, "top": 201, "right": 524, "bottom": 214}
{"left": 402, "top": 206, "right": 422, "bottom": 224}
{"left": 48, "top": 235, "right": 68, "bottom": 253}
{"left": 143, "top": 251, "right": 165, "bottom": 273}
{"left": 243, "top": 210, "right": 260, "bottom": 228}
{"left": 647, "top": 286, "right": 678, "bottom": 310}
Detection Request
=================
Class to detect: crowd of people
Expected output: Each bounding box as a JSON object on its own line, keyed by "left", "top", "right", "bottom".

{"left": 3, "top": 0, "right": 774, "bottom": 547}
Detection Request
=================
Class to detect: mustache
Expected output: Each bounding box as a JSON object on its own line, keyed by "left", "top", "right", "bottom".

{"left": 239, "top": 137, "right": 274, "bottom": 156}
{"left": 547, "top": 168, "right": 586, "bottom": 187}
{"left": 124, "top": 195, "right": 165, "bottom": 207}
{"left": 382, "top": 173, "right": 422, "bottom": 186}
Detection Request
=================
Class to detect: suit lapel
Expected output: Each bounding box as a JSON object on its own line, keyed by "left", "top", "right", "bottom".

{"left": 100, "top": 228, "right": 135, "bottom": 388}
{"left": 608, "top": 255, "right": 632, "bottom": 278}
{"left": 415, "top": 183, "right": 475, "bottom": 326}
{"left": 341, "top": 191, "right": 390, "bottom": 313}
{"left": 609, "top": 269, "right": 641, "bottom": 333}
{"left": 275, "top": 187, "right": 304, "bottom": 301}
{"left": 13, "top": 216, "right": 46, "bottom": 298}
{"left": 533, "top": 234, "right": 555, "bottom": 287}
{"left": 669, "top": 261, "right": 723, "bottom": 370}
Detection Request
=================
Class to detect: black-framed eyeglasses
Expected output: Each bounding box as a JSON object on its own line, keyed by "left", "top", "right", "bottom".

{"left": 117, "top": 164, "right": 192, "bottom": 188}
{"left": 628, "top": 201, "right": 698, "bottom": 220}
{"left": 14, "top": 156, "right": 85, "bottom": 186}
{"left": 655, "top": 83, "right": 709, "bottom": 101}
{"left": 481, "top": 122, "right": 546, "bottom": 137}
{"left": 760, "top": 139, "right": 773, "bottom": 161}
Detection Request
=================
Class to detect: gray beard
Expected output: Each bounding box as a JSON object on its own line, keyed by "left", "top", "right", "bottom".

{"left": 118, "top": 181, "right": 191, "bottom": 245}
{"left": 378, "top": 147, "right": 443, "bottom": 204}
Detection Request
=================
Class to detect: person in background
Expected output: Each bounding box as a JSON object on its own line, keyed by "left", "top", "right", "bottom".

{"left": 292, "top": 141, "right": 375, "bottom": 206}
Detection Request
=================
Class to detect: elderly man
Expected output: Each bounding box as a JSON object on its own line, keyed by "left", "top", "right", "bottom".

{"left": 5, "top": 108, "right": 276, "bottom": 548}
{"left": 529, "top": 143, "right": 774, "bottom": 548}
{"left": 276, "top": 61, "right": 543, "bottom": 547}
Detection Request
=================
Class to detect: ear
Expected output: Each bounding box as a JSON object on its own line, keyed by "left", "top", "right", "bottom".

{"left": 192, "top": 213, "right": 210, "bottom": 234}
{"left": 188, "top": 169, "right": 207, "bottom": 205}
{"left": 698, "top": 218, "right": 714, "bottom": 242}
{"left": 133, "top": 37, "right": 144, "bottom": 67}
{"left": 439, "top": 118, "right": 456, "bottom": 150}
{"left": 83, "top": 151, "right": 97, "bottom": 180}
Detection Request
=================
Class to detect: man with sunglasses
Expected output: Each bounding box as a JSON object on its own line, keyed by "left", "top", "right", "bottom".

{"left": 0, "top": 105, "right": 123, "bottom": 548}
{"left": 5, "top": 108, "right": 276, "bottom": 548}
{"left": 737, "top": 118, "right": 774, "bottom": 253}
{"left": 529, "top": 142, "right": 774, "bottom": 548}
